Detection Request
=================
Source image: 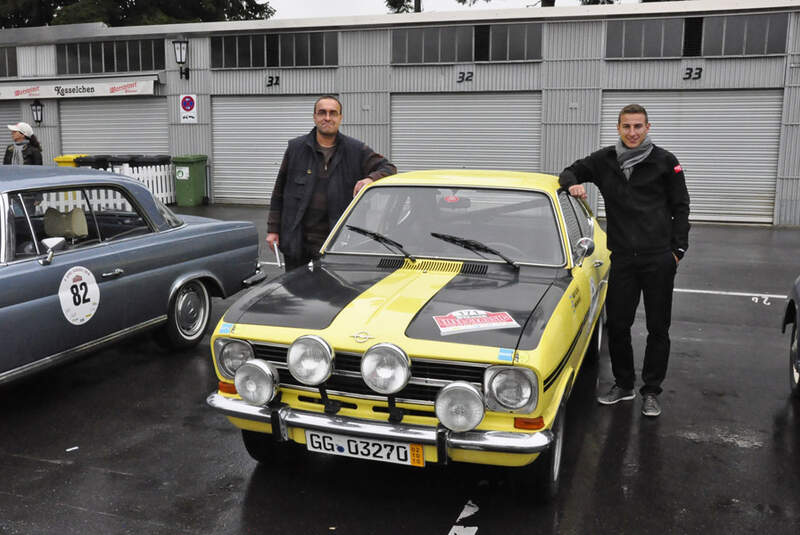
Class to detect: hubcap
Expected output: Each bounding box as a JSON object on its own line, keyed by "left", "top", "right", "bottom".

{"left": 176, "top": 283, "right": 207, "bottom": 338}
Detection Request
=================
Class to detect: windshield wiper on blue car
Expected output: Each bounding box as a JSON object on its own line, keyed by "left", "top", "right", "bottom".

{"left": 346, "top": 224, "right": 415, "bottom": 262}
{"left": 430, "top": 232, "right": 519, "bottom": 270}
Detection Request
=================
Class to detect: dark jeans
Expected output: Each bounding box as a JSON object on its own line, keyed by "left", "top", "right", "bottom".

{"left": 606, "top": 251, "right": 677, "bottom": 395}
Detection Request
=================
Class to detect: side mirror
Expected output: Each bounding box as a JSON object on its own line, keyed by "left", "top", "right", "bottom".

{"left": 574, "top": 237, "right": 595, "bottom": 265}
{"left": 38, "top": 237, "right": 66, "bottom": 266}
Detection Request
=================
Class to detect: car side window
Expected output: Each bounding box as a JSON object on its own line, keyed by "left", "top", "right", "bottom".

{"left": 83, "top": 187, "right": 153, "bottom": 241}
{"left": 558, "top": 191, "right": 583, "bottom": 262}
{"left": 568, "top": 196, "right": 593, "bottom": 238}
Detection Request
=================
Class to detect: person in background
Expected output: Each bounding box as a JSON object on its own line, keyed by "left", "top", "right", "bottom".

{"left": 4, "top": 122, "right": 42, "bottom": 166}
{"left": 266, "top": 95, "right": 396, "bottom": 271}
{"left": 559, "top": 103, "right": 690, "bottom": 418}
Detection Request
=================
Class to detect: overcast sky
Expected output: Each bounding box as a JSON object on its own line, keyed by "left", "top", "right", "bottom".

{"left": 267, "top": 0, "right": 640, "bottom": 20}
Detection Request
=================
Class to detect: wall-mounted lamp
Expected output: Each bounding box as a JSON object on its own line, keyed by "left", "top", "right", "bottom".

{"left": 30, "top": 99, "right": 43, "bottom": 125}
{"left": 172, "top": 40, "right": 189, "bottom": 80}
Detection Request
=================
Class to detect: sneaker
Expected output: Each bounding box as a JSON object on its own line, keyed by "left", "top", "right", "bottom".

{"left": 641, "top": 394, "right": 662, "bottom": 417}
{"left": 597, "top": 385, "right": 635, "bottom": 405}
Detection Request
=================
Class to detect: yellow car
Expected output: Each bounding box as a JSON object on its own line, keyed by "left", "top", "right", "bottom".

{"left": 207, "top": 170, "right": 609, "bottom": 500}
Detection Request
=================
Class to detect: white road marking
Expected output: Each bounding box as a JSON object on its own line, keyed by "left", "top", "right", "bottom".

{"left": 675, "top": 288, "right": 787, "bottom": 300}
{"left": 448, "top": 528, "right": 478, "bottom": 535}
{"left": 456, "top": 500, "right": 479, "bottom": 522}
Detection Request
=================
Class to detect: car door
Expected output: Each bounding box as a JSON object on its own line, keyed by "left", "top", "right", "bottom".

{"left": 0, "top": 189, "right": 128, "bottom": 378}
{"left": 557, "top": 191, "right": 599, "bottom": 348}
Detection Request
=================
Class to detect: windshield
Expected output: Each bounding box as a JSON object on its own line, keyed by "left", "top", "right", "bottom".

{"left": 327, "top": 186, "right": 565, "bottom": 266}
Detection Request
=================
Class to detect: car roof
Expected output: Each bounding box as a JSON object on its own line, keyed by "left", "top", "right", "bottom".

{"left": 0, "top": 166, "right": 147, "bottom": 194}
{"left": 374, "top": 169, "right": 561, "bottom": 192}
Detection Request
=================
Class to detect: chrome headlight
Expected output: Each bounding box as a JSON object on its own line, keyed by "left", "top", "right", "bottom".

{"left": 361, "top": 343, "right": 411, "bottom": 395}
{"left": 435, "top": 382, "right": 485, "bottom": 432}
{"left": 484, "top": 366, "right": 538, "bottom": 413}
{"left": 234, "top": 360, "right": 279, "bottom": 406}
{"left": 287, "top": 335, "right": 334, "bottom": 386}
{"left": 214, "top": 338, "right": 254, "bottom": 379}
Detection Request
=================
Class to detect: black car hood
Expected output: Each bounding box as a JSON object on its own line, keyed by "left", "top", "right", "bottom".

{"left": 224, "top": 256, "right": 569, "bottom": 350}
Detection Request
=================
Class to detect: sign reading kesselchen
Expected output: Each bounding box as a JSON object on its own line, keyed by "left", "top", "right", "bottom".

{"left": 0, "top": 79, "right": 155, "bottom": 100}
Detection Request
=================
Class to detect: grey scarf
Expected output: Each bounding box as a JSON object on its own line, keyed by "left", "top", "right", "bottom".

{"left": 616, "top": 135, "right": 653, "bottom": 180}
{"left": 11, "top": 140, "right": 29, "bottom": 166}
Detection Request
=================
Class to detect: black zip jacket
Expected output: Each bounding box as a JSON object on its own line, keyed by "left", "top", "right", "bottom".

{"left": 3, "top": 143, "right": 42, "bottom": 165}
{"left": 559, "top": 145, "right": 690, "bottom": 258}
{"left": 267, "top": 128, "right": 396, "bottom": 263}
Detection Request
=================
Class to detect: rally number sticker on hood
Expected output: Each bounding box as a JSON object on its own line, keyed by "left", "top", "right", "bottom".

{"left": 433, "top": 309, "right": 520, "bottom": 336}
{"left": 59, "top": 266, "right": 100, "bottom": 325}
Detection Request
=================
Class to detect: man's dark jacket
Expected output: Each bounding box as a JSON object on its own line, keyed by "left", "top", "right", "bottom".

{"left": 4, "top": 144, "right": 42, "bottom": 165}
{"left": 268, "top": 128, "right": 396, "bottom": 263}
{"left": 559, "top": 144, "right": 690, "bottom": 259}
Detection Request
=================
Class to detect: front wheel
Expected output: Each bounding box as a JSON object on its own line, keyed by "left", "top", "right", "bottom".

{"left": 531, "top": 403, "right": 566, "bottom": 503}
{"left": 586, "top": 306, "right": 605, "bottom": 362}
{"left": 162, "top": 279, "right": 210, "bottom": 349}
{"left": 790, "top": 324, "right": 799, "bottom": 398}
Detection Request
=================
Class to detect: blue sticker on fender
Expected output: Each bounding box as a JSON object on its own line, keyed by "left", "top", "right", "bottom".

{"left": 219, "top": 322, "right": 234, "bottom": 334}
{"left": 498, "top": 348, "right": 514, "bottom": 361}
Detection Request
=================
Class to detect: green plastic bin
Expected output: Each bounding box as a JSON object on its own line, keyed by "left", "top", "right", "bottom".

{"left": 173, "top": 155, "right": 208, "bottom": 207}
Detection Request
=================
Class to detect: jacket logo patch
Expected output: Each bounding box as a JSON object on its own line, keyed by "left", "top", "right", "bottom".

{"left": 433, "top": 309, "right": 520, "bottom": 336}
{"left": 674, "top": 164, "right": 683, "bottom": 173}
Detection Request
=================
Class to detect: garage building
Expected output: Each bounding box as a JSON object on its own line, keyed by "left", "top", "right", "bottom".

{"left": 0, "top": 0, "right": 798, "bottom": 224}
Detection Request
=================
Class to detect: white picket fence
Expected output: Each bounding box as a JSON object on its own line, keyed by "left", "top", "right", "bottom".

{"left": 113, "top": 163, "right": 176, "bottom": 205}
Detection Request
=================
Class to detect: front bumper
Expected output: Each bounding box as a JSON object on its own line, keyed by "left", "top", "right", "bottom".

{"left": 207, "top": 392, "right": 553, "bottom": 459}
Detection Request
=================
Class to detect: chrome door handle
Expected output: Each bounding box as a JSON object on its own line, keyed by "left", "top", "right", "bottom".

{"left": 593, "top": 260, "right": 604, "bottom": 267}
{"left": 102, "top": 268, "right": 125, "bottom": 278}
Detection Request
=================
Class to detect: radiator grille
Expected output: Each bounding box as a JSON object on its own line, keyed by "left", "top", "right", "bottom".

{"left": 252, "top": 343, "right": 487, "bottom": 405}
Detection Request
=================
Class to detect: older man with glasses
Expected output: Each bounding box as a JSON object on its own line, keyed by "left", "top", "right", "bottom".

{"left": 266, "top": 95, "right": 397, "bottom": 271}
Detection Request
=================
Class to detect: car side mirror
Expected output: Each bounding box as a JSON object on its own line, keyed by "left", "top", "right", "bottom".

{"left": 38, "top": 237, "right": 66, "bottom": 265}
{"left": 574, "top": 237, "right": 595, "bottom": 265}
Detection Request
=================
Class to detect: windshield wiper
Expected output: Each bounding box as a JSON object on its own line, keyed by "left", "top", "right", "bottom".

{"left": 346, "top": 225, "right": 415, "bottom": 261}
{"left": 430, "top": 232, "right": 519, "bottom": 270}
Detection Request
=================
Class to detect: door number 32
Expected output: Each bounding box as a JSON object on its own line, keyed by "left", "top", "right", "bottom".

{"left": 456, "top": 71, "right": 474, "bottom": 83}
{"left": 683, "top": 67, "right": 703, "bottom": 80}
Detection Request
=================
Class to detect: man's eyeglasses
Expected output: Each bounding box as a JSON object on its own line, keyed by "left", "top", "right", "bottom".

{"left": 315, "top": 110, "right": 340, "bottom": 118}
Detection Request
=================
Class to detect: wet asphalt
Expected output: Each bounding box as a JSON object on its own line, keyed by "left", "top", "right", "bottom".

{"left": 1, "top": 204, "right": 799, "bottom": 535}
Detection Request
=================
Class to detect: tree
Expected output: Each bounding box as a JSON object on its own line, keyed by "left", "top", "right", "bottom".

{"left": 0, "top": 0, "right": 274, "bottom": 28}
{"left": 0, "top": 0, "right": 65, "bottom": 28}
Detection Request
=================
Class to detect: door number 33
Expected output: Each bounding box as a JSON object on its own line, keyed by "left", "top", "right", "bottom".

{"left": 683, "top": 67, "right": 703, "bottom": 80}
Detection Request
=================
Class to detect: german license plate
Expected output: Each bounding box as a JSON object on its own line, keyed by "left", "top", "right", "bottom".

{"left": 305, "top": 430, "right": 424, "bottom": 467}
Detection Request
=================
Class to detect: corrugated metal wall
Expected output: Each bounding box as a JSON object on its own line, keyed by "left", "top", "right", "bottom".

{"left": 775, "top": 12, "right": 800, "bottom": 225}
{"left": 210, "top": 95, "right": 317, "bottom": 204}
{"left": 391, "top": 92, "right": 541, "bottom": 172}
{"left": 60, "top": 97, "right": 169, "bottom": 155}
{"left": 600, "top": 90, "right": 783, "bottom": 223}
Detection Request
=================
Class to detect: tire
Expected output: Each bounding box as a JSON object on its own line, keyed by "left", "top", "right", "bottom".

{"left": 586, "top": 306, "right": 605, "bottom": 362}
{"left": 531, "top": 403, "right": 566, "bottom": 503}
{"left": 162, "top": 279, "right": 210, "bottom": 349}
{"left": 791, "top": 323, "right": 799, "bottom": 398}
{"left": 242, "top": 429, "right": 280, "bottom": 464}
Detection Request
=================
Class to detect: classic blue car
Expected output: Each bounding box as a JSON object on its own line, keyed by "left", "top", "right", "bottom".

{"left": 0, "top": 166, "right": 263, "bottom": 385}
{"left": 782, "top": 276, "right": 800, "bottom": 397}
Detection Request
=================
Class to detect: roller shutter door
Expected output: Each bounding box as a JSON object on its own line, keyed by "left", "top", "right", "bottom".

{"left": 0, "top": 101, "right": 21, "bottom": 132}
{"left": 391, "top": 93, "right": 541, "bottom": 172}
{"left": 211, "top": 96, "right": 317, "bottom": 204}
{"left": 600, "top": 90, "right": 782, "bottom": 223}
{"left": 60, "top": 97, "right": 169, "bottom": 155}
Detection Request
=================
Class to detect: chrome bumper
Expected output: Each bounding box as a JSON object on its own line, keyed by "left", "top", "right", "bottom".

{"left": 207, "top": 392, "right": 553, "bottom": 457}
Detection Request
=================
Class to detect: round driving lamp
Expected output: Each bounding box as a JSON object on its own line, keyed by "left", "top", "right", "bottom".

{"left": 287, "top": 335, "right": 334, "bottom": 386}
{"left": 489, "top": 368, "right": 533, "bottom": 410}
{"left": 361, "top": 343, "right": 411, "bottom": 395}
{"left": 216, "top": 339, "right": 254, "bottom": 378}
{"left": 234, "top": 360, "right": 279, "bottom": 406}
{"left": 435, "top": 382, "right": 485, "bottom": 433}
